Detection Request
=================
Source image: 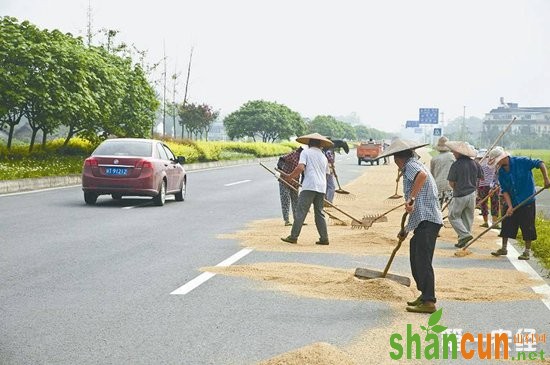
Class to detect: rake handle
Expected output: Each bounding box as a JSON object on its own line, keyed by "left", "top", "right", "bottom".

{"left": 382, "top": 212, "right": 408, "bottom": 277}
{"left": 371, "top": 201, "right": 406, "bottom": 226}
{"left": 260, "top": 163, "right": 363, "bottom": 225}
{"left": 462, "top": 186, "right": 547, "bottom": 251}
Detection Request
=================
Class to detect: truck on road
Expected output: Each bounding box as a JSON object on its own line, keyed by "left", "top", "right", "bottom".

{"left": 357, "top": 141, "right": 383, "bottom": 165}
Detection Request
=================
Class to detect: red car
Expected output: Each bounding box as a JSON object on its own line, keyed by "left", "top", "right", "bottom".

{"left": 82, "top": 138, "right": 186, "bottom": 206}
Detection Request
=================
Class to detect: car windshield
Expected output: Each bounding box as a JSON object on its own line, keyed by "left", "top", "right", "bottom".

{"left": 92, "top": 140, "right": 152, "bottom": 157}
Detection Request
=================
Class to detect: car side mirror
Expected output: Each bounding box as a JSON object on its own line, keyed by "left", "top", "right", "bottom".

{"left": 177, "top": 156, "right": 186, "bottom": 165}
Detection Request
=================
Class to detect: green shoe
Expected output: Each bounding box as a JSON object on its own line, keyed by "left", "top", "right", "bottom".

{"left": 406, "top": 303, "right": 437, "bottom": 314}
{"left": 480, "top": 222, "right": 489, "bottom": 228}
{"left": 491, "top": 248, "right": 508, "bottom": 256}
{"left": 518, "top": 252, "right": 530, "bottom": 260}
{"left": 406, "top": 295, "right": 423, "bottom": 306}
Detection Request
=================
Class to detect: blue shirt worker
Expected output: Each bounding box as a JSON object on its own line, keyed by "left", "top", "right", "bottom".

{"left": 377, "top": 139, "right": 443, "bottom": 314}
{"left": 489, "top": 147, "right": 550, "bottom": 260}
{"left": 281, "top": 133, "right": 332, "bottom": 246}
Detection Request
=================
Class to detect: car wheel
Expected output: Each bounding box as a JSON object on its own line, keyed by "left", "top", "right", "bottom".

{"left": 153, "top": 180, "right": 166, "bottom": 206}
{"left": 111, "top": 194, "right": 122, "bottom": 200}
{"left": 175, "top": 179, "right": 186, "bottom": 202}
{"left": 84, "top": 192, "right": 98, "bottom": 205}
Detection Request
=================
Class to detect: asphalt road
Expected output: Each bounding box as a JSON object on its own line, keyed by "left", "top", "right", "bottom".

{"left": 1, "top": 153, "right": 549, "bottom": 364}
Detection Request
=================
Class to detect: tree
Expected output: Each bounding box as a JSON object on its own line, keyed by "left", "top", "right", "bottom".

{"left": 178, "top": 102, "right": 219, "bottom": 140}
{"left": 308, "top": 115, "right": 357, "bottom": 139}
{"left": 223, "top": 100, "right": 306, "bottom": 142}
{"left": 0, "top": 17, "right": 34, "bottom": 148}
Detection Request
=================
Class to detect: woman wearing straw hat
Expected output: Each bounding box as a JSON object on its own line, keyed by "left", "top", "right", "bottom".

{"left": 378, "top": 139, "right": 443, "bottom": 314}
{"left": 430, "top": 136, "right": 455, "bottom": 206}
{"left": 445, "top": 141, "right": 483, "bottom": 248}
{"left": 489, "top": 147, "right": 550, "bottom": 260}
{"left": 280, "top": 133, "right": 332, "bottom": 245}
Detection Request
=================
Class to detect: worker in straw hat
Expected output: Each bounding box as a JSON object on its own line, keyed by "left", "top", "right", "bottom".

{"left": 377, "top": 139, "right": 443, "bottom": 314}
{"left": 445, "top": 141, "right": 483, "bottom": 248}
{"left": 280, "top": 133, "right": 332, "bottom": 245}
{"left": 430, "top": 136, "right": 455, "bottom": 206}
{"left": 489, "top": 147, "right": 550, "bottom": 260}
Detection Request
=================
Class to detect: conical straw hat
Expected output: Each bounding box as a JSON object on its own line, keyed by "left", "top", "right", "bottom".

{"left": 377, "top": 139, "right": 428, "bottom": 160}
{"left": 295, "top": 133, "right": 334, "bottom": 148}
{"left": 445, "top": 141, "right": 477, "bottom": 158}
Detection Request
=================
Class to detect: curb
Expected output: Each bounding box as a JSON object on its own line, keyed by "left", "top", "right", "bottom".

{"left": 0, "top": 157, "right": 277, "bottom": 195}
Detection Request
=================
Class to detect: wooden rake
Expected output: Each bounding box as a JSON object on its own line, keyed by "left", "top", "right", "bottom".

{"left": 355, "top": 212, "right": 411, "bottom": 286}
{"left": 261, "top": 163, "right": 372, "bottom": 228}
{"left": 455, "top": 187, "right": 548, "bottom": 257}
{"left": 354, "top": 201, "right": 406, "bottom": 230}
{"left": 386, "top": 170, "right": 403, "bottom": 200}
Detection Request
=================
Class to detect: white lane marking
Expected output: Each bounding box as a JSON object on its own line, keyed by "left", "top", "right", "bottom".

{"left": 170, "top": 248, "right": 254, "bottom": 295}
{"left": 224, "top": 179, "right": 251, "bottom": 187}
{"left": 496, "top": 239, "right": 550, "bottom": 311}
{"left": 0, "top": 184, "right": 80, "bottom": 197}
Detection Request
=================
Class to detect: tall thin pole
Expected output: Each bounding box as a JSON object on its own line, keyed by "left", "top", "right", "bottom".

{"left": 172, "top": 62, "right": 179, "bottom": 139}
{"left": 182, "top": 47, "right": 193, "bottom": 139}
{"left": 461, "top": 105, "right": 466, "bottom": 141}
{"left": 162, "top": 41, "right": 167, "bottom": 137}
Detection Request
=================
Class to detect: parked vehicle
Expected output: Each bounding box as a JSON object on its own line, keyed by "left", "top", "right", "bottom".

{"left": 81, "top": 138, "right": 186, "bottom": 206}
{"left": 357, "top": 141, "right": 383, "bottom": 165}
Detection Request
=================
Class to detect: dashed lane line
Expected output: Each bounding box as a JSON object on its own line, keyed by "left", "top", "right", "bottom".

{"left": 170, "top": 248, "right": 254, "bottom": 295}
{"left": 224, "top": 179, "right": 251, "bottom": 187}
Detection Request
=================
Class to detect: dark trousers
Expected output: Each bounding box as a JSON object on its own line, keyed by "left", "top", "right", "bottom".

{"left": 290, "top": 190, "right": 328, "bottom": 242}
{"left": 409, "top": 221, "right": 442, "bottom": 303}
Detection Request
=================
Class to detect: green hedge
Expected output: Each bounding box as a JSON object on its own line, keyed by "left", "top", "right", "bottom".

{"left": 0, "top": 138, "right": 296, "bottom": 180}
{"left": 516, "top": 215, "right": 550, "bottom": 273}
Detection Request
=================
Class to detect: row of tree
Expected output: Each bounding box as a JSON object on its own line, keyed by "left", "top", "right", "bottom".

{"left": 0, "top": 16, "right": 159, "bottom": 150}
{"left": 1, "top": 17, "right": 389, "bottom": 150}
{"left": 223, "top": 100, "right": 391, "bottom": 142}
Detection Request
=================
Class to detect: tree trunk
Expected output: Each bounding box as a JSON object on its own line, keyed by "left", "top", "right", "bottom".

{"left": 41, "top": 130, "right": 47, "bottom": 148}
{"left": 29, "top": 128, "right": 39, "bottom": 152}
{"left": 63, "top": 125, "right": 77, "bottom": 146}
{"left": 7, "top": 124, "right": 15, "bottom": 149}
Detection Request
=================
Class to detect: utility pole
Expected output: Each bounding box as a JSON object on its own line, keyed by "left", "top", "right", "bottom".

{"left": 182, "top": 47, "right": 193, "bottom": 139}
{"left": 162, "top": 41, "right": 167, "bottom": 137}
{"left": 86, "top": 0, "right": 93, "bottom": 47}
{"left": 461, "top": 106, "right": 466, "bottom": 141}
{"left": 172, "top": 63, "right": 180, "bottom": 139}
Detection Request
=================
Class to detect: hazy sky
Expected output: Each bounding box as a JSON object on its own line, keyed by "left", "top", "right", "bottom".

{"left": 2, "top": 0, "right": 549, "bottom": 132}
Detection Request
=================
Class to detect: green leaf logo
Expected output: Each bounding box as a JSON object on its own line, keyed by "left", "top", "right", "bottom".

{"left": 420, "top": 308, "right": 446, "bottom": 336}
{"left": 431, "top": 325, "right": 448, "bottom": 334}
{"left": 428, "top": 308, "right": 443, "bottom": 327}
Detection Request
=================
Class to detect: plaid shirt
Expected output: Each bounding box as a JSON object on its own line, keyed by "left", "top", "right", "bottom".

{"left": 280, "top": 148, "right": 302, "bottom": 188}
{"left": 402, "top": 158, "right": 443, "bottom": 232}
{"left": 324, "top": 149, "right": 335, "bottom": 175}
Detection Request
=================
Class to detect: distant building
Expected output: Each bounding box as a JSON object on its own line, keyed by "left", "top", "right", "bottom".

{"left": 483, "top": 98, "right": 550, "bottom": 137}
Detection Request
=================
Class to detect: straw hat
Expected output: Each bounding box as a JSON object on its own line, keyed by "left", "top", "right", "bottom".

{"left": 436, "top": 136, "right": 450, "bottom": 152}
{"left": 445, "top": 141, "right": 477, "bottom": 158}
{"left": 377, "top": 139, "right": 428, "bottom": 160}
{"left": 476, "top": 148, "right": 488, "bottom": 159}
{"left": 487, "top": 146, "right": 509, "bottom": 167}
{"left": 295, "top": 133, "right": 334, "bottom": 148}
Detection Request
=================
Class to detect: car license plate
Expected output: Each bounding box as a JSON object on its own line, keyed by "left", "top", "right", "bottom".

{"left": 105, "top": 167, "right": 128, "bottom": 176}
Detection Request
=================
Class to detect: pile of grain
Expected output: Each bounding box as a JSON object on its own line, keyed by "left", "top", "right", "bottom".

{"left": 257, "top": 342, "right": 357, "bottom": 365}
{"left": 202, "top": 262, "right": 416, "bottom": 302}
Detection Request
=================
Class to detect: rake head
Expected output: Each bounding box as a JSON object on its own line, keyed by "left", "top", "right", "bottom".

{"left": 334, "top": 191, "right": 356, "bottom": 201}
{"left": 350, "top": 214, "right": 388, "bottom": 229}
